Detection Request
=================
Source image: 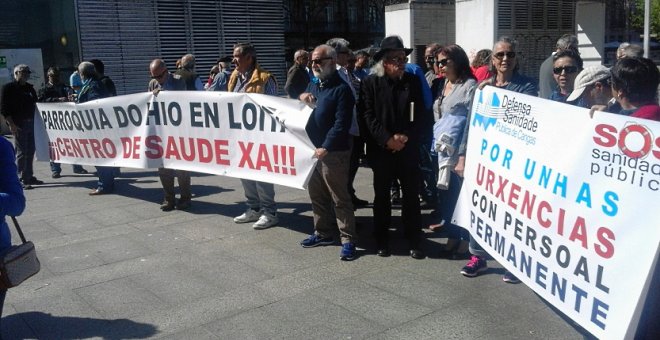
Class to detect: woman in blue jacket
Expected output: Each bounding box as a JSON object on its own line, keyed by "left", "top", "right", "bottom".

{"left": 0, "top": 136, "right": 27, "bottom": 322}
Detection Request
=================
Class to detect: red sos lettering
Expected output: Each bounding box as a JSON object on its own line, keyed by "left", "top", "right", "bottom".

{"left": 593, "top": 123, "right": 660, "bottom": 160}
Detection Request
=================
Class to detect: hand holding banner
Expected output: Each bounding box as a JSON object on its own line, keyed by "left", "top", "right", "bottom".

{"left": 35, "top": 91, "right": 317, "bottom": 189}
{"left": 454, "top": 86, "right": 660, "bottom": 339}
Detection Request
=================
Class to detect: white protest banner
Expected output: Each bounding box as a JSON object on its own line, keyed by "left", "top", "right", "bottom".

{"left": 35, "top": 91, "right": 317, "bottom": 189}
{"left": 453, "top": 86, "right": 660, "bottom": 339}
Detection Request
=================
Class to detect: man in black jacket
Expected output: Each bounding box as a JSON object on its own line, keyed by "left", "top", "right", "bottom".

{"left": 1, "top": 64, "right": 41, "bottom": 189}
{"left": 284, "top": 49, "right": 310, "bottom": 99}
{"left": 90, "top": 59, "right": 117, "bottom": 97}
{"left": 358, "top": 36, "right": 430, "bottom": 259}
{"left": 298, "top": 44, "right": 357, "bottom": 261}
{"left": 175, "top": 54, "right": 203, "bottom": 91}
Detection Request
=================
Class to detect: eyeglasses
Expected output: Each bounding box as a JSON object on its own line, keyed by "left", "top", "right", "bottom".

{"left": 553, "top": 66, "right": 579, "bottom": 75}
{"left": 385, "top": 56, "right": 408, "bottom": 64}
{"left": 493, "top": 51, "right": 516, "bottom": 60}
{"left": 425, "top": 56, "right": 435, "bottom": 61}
{"left": 435, "top": 58, "right": 449, "bottom": 67}
{"left": 150, "top": 70, "right": 168, "bottom": 79}
{"left": 311, "top": 57, "right": 333, "bottom": 65}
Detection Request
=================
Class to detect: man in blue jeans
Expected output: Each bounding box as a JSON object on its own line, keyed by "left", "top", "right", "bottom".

{"left": 76, "top": 61, "right": 113, "bottom": 195}
{"left": 228, "top": 43, "right": 279, "bottom": 229}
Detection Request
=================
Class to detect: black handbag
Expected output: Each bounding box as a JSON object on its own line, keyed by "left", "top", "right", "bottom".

{"left": 0, "top": 216, "right": 41, "bottom": 289}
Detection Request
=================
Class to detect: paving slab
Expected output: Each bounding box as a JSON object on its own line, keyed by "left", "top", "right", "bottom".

{"left": 1, "top": 157, "right": 586, "bottom": 339}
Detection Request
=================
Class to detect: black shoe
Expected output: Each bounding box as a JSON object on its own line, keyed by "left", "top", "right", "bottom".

{"left": 160, "top": 201, "right": 175, "bottom": 211}
{"left": 51, "top": 172, "right": 61, "bottom": 179}
{"left": 351, "top": 195, "right": 368, "bottom": 208}
{"left": 22, "top": 183, "right": 33, "bottom": 190}
{"left": 376, "top": 248, "right": 390, "bottom": 257}
{"left": 24, "top": 177, "right": 44, "bottom": 185}
{"left": 176, "top": 199, "right": 191, "bottom": 210}
{"left": 410, "top": 248, "right": 425, "bottom": 259}
{"left": 73, "top": 168, "right": 89, "bottom": 174}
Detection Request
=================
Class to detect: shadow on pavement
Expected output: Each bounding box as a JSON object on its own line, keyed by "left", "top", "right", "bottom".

{"left": 2, "top": 311, "right": 159, "bottom": 339}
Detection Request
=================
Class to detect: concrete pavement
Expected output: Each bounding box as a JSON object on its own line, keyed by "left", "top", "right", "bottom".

{"left": 2, "top": 155, "right": 588, "bottom": 339}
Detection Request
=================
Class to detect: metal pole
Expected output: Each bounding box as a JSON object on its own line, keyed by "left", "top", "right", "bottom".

{"left": 644, "top": 0, "right": 650, "bottom": 58}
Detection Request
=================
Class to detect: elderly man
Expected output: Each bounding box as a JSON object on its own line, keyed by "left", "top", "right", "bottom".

{"left": 229, "top": 42, "right": 280, "bottom": 230}
{"left": 358, "top": 36, "right": 428, "bottom": 259}
{"left": 175, "top": 54, "right": 203, "bottom": 91}
{"left": 616, "top": 42, "right": 644, "bottom": 60}
{"left": 77, "top": 61, "right": 113, "bottom": 195}
{"left": 207, "top": 56, "right": 232, "bottom": 92}
{"left": 298, "top": 44, "right": 358, "bottom": 261}
{"left": 566, "top": 65, "right": 614, "bottom": 111}
{"left": 284, "top": 49, "right": 310, "bottom": 99}
{"left": 1, "top": 64, "right": 41, "bottom": 189}
{"left": 148, "top": 59, "right": 192, "bottom": 211}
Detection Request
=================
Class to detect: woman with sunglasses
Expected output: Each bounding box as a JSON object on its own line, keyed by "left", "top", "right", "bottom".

{"left": 458, "top": 37, "right": 538, "bottom": 284}
{"left": 428, "top": 45, "right": 476, "bottom": 259}
{"left": 549, "top": 49, "right": 583, "bottom": 102}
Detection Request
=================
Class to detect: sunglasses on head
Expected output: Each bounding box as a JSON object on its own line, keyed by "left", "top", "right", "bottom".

{"left": 553, "top": 66, "right": 579, "bottom": 75}
{"left": 494, "top": 51, "right": 516, "bottom": 60}
{"left": 435, "top": 58, "right": 449, "bottom": 67}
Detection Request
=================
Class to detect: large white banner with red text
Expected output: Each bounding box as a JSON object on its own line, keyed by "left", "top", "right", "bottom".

{"left": 35, "top": 92, "right": 317, "bottom": 189}
{"left": 454, "top": 86, "right": 660, "bottom": 339}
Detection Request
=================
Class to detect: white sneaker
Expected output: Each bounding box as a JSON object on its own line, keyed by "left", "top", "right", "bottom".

{"left": 234, "top": 209, "right": 261, "bottom": 223}
{"left": 252, "top": 214, "right": 278, "bottom": 230}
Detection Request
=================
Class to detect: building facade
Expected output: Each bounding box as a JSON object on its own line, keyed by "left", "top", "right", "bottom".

{"left": 0, "top": 0, "right": 286, "bottom": 95}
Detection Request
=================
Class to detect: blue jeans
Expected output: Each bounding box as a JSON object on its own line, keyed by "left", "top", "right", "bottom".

{"left": 240, "top": 179, "right": 276, "bottom": 216}
{"left": 437, "top": 171, "right": 469, "bottom": 241}
{"left": 50, "top": 161, "right": 84, "bottom": 174}
{"left": 96, "top": 166, "right": 117, "bottom": 192}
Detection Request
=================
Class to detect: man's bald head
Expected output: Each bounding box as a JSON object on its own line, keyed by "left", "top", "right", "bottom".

{"left": 149, "top": 59, "right": 169, "bottom": 84}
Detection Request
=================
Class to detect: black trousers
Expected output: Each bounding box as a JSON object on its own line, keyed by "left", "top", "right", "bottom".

{"left": 367, "top": 143, "right": 423, "bottom": 246}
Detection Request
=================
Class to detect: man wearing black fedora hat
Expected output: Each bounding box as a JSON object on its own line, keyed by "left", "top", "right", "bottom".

{"left": 358, "top": 35, "right": 430, "bottom": 259}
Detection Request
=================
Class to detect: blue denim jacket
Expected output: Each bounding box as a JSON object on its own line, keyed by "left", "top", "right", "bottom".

{"left": 0, "top": 137, "right": 26, "bottom": 250}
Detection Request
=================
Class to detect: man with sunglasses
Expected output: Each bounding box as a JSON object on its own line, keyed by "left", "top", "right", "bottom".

{"left": 358, "top": 36, "right": 430, "bottom": 259}
{"left": 229, "top": 42, "right": 280, "bottom": 230}
{"left": 148, "top": 59, "right": 191, "bottom": 211}
{"left": 298, "top": 44, "right": 358, "bottom": 261}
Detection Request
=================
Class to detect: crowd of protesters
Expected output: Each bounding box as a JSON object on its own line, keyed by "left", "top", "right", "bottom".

{"left": 1, "top": 34, "right": 659, "bottom": 335}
